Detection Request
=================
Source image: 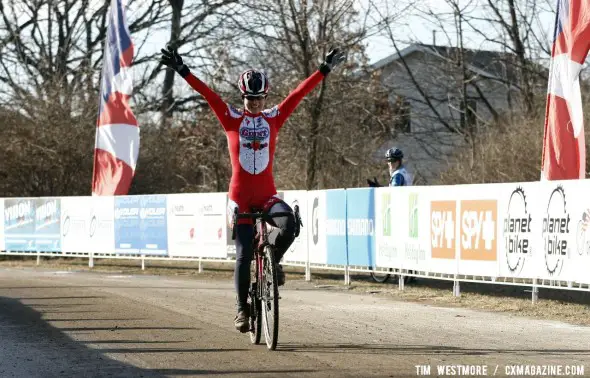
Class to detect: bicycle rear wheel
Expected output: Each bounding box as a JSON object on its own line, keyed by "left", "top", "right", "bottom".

{"left": 261, "top": 246, "right": 279, "bottom": 350}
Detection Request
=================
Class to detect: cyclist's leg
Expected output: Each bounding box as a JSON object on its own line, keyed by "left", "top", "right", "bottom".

{"left": 229, "top": 198, "right": 256, "bottom": 332}
{"left": 233, "top": 223, "right": 254, "bottom": 331}
{"left": 266, "top": 200, "right": 296, "bottom": 285}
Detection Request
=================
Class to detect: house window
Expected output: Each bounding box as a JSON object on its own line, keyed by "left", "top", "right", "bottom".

{"left": 392, "top": 95, "right": 411, "bottom": 133}
{"left": 460, "top": 99, "right": 477, "bottom": 130}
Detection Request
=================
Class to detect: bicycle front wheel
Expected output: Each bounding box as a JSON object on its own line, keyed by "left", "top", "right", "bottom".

{"left": 261, "top": 246, "right": 279, "bottom": 350}
{"left": 249, "top": 280, "right": 262, "bottom": 344}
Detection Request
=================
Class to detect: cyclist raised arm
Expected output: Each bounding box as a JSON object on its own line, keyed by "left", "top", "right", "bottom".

{"left": 160, "top": 43, "right": 346, "bottom": 333}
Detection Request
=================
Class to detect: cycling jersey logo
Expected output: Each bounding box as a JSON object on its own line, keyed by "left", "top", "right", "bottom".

{"left": 312, "top": 197, "right": 319, "bottom": 245}
{"left": 543, "top": 186, "right": 570, "bottom": 275}
{"left": 459, "top": 200, "right": 497, "bottom": 261}
{"left": 504, "top": 187, "right": 532, "bottom": 274}
{"left": 430, "top": 201, "right": 456, "bottom": 259}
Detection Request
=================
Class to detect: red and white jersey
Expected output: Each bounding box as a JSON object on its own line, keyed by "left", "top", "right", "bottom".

{"left": 183, "top": 71, "right": 325, "bottom": 211}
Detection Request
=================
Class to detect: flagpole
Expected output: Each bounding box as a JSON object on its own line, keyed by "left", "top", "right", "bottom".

{"left": 540, "top": 0, "right": 562, "bottom": 180}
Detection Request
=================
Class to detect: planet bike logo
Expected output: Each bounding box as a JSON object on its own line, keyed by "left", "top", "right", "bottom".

{"left": 504, "top": 187, "right": 532, "bottom": 274}
{"left": 459, "top": 200, "right": 497, "bottom": 261}
{"left": 312, "top": 197, "right": 319, "bottom": 245}
{"left": 430, "top": 201, "right": 456, "bottom": 259}
{"left": 543, "top": 186, "right": 570, "bottom": 276}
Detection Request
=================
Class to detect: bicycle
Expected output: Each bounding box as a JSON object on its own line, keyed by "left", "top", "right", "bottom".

{"left": 231, "top": 204, "right": 302, "bottom": 351}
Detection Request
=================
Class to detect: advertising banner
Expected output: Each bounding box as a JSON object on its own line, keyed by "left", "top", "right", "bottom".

{"left": 375, "top": 187, "right": 403, "bottom": 269}
{"left": 34, "top": 197, "right": 61, "bottom": 252}
{"left": 346, "top": 188, "right": 375, "bottom": 267}
{"left": 325, "top": 189, "right": 347, "bottom": 266}
{"left": 167, "top": 194, "right": 198, "bottom": 257}
{"left": 194, "top": 192, "right": 226, "bottom": 258}
{"left": 307, "top": 190, "right": 327, "bottom": 264}
{"left": 401, "top": 188, "right": 429, "bottom": 272}
{"left": 282, "top": 190, "right": 309, "bottom": 263}
{"left": 114, "top": 195, "right": 167, "bottom": 255}
{"left": 4, "top": 198, "right": 36, "bottom": 251}
{"left": 61, "top": 196, "right": 115, "bottom": 254}
{"left": 454, "top": 185, "right": 500, "bottom": 276}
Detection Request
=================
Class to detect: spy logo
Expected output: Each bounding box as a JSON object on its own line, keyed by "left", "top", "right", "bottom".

{"left": 312, "top": 197, "right": 319, "bottom": 245}
{"left": 430, "top": 201, "right": 456, "bottom": 259}
{"left": 504, "top": 187, "right": 532, "bottom": 274}
{"left": 543, "top": 186, "right": 570, "bottom": 276}
{"left": 460, "top": 200, "right": 497, "bottom": 261}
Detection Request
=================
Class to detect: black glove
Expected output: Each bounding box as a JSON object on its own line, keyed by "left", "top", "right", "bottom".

{"left": 367, "top": 177, "right": 382, "bottom": 187}
{"left": 319, "top": 47, "right": 346, "bottom": 75}
{"left": 160, "top": 43, "right": 190, "bottom": 78}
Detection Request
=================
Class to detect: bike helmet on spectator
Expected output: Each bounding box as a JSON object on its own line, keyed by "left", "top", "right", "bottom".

{"left": 385, "top": 147, "right": 404, "bottom": 162}
{"left": 238, "top": 69, "right": 269, "bottom": 97}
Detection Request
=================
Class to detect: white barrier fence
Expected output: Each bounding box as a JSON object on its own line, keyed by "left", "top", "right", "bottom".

{"left": 2, "top": 180, "right": 590, "bottom": 300}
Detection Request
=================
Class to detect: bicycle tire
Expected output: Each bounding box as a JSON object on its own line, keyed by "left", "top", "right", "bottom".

{"left": 261, "top": 245, "right": 279, "bottom": 350}
{"left": 249, "top": 256, "right": 262, "bottom": 345}
{"left": 370, "top": 267, "right": 392, "bottom": 283}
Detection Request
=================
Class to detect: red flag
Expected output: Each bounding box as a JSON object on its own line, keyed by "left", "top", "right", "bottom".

{"left": 92, "top": 0, "right": 139, "bottom": 195}
{"left": 541, "top": 0, "right": 590, "bottom": 180}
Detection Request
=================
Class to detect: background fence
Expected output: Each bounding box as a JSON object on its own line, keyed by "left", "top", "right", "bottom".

{"left": 2, "top": 179, "right": 590, "bottom": 301}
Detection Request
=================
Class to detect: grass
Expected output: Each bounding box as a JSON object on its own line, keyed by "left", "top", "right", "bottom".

{"left": 1, "top": 255, "right": 589, "bottom": 326}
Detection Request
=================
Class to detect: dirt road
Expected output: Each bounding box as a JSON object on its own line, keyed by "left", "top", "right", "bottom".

{"left": 0, "top": 267, "right": 587, "bottom": 377}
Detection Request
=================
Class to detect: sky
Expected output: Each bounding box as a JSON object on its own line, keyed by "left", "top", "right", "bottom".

{"left": 129, "top": 0, "right": 558, "bottom": 67}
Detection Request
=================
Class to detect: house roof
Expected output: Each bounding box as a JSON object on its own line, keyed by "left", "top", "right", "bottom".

{"left": 371, "top": 43, "right": 536, "bottom": 84}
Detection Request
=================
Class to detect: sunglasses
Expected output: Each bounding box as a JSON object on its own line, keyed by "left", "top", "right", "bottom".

{"left": 244, "top": 95, "right": 266, "bottom": 101}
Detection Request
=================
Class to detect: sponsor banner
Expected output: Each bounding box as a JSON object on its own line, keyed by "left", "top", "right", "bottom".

{"left": 114, "top": 195, "right": 168, "bottom": 255}
{"left": 0, "top": 199, "right": 4, "bottom": 251}
{"left": 167, "top": 194, "right": 198, "bottom": 257}
{"left": 61, "top": 196, "right": 115, "bottom": 254}
{"left": 326, "top": 189, "right": 347, "bottom": 266}
{"left": 456, "top": 185, "right": 500, "bottom": 276}
{"left": 194, "top": 192, "right": 226, "bottom": 258}
{"left": 34, "top": 198, "right": 61, "bottom": 252}
{"left": 538, "top": 182, "right": 576, "bottom": 281}
{"left": 429, "top": 187, "right": 459, "bottom": 274}
{"left": 139, "top": 195, "right": 168, "bottom": 255}
{"left": 346, "top": 188, "right": 375, "bottom": 267}
{"left": 498, "top": 183, "right": 540, "bottom": 279}
{"left": 402, "top": 188, "right": 429, "bottom": 272}
{"left": 375, "top": 187, "right": 403, "bottom": 269}
{"left": 572, "top": 180, "right": 590, "bottom": 284}
{"left": 4, "top": 198, "right": 37, "bottom": 251}
{"left": 308, "top": 190, "right": 327, "bottom": 264}
{"left": 114, "top": 196, "right": 141, "bottom": 253}
{"left": 282, "top": 190, "right": 309, "bottom": 263}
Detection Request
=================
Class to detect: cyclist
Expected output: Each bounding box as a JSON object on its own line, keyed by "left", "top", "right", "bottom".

{"left": 385, "top": 147, "right": 412, "bottom": 186}
{"left": 160, "top": 43, "right": 346, "bottom": 332}
{"left": 367, "top": 147, "right": 412, "bottom": 187}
